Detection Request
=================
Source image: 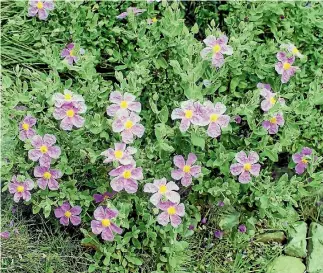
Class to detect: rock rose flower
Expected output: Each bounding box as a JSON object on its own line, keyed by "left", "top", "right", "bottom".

{"left": 18, "top": 116, "right": 36, "bottom": 141}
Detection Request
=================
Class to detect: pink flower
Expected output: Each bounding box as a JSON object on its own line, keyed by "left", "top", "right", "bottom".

{"left": 200, "top": 34, "right": 233, "bottom": 68}
{"left": 280, "top": 43, "right": 304, "bottom": 59}
{"left": 33, "top": 166, "right": 62, "bottom": 190}
{"left": 262, "top": 113, "right": 284, "bottom": 134}
{"left": 109, "top": 164, "right": 143, "bottom": 193}
{"left": 53, "top": 102, "right": 86, "bottom": 131}
{"left": 147, "top": 17, "right": 158, "bottom": 24}
{"left": 258, "top": 83, "right": 285, "bottom": 112}
{"left": 28, "top": 134, "right": 61, "bottom": 167}
{"left": 116, "top": 7, "right": 146, "bottom": 20}
{"left": 157, "top": 201, "right": 185, "bottom": 228}
{"left": 101, "top": 143, "right": 136, "bottom": 165}
{"left": 275, "top": 52, "right": 299, "bottom": 83}
{"left": 18, "top": 116, "right": 36, "bottom": 141}
{"left": 171, "top": 153, "right": 201, "bottom": 187}
{"left": 144, "top": 178, "right": 180, "bottom": 206}
{"left": 106, "top": 91, "right": 141, "bottom": 117}
{"left": 112, "top": 112, "right": 145, "bottom": 144}
{"left": 0, "top": 231, "right": 10, "bottom": 239}
{"left": 28, "top": 0, "right": 54, "bottom": 20}
{"left": 60, "top": 43, "right": 82, "bottom": 65}
{"left": 93, "top": 191, "right": 116, "bottom": 203}
{"left": 52, "top": 89, "right": 85, "bottom": 108}
{"left": 230, "top": 151, "right": 261, "bottom": 183}
{"left": 201, "top": 101, "right": 230, "bottom": 138}
{"left": 292, "top": 147, "right": 313, "bottom": 175}
{"left": 8, "top": 176, "right": 34, "bottom": 202}
{"left": 54, "top": 202, "right": 82, "bottom": 226}
{"left": 91, "top": 206, "right": 123, "bottom": 241}
{"left": 171, "top": 100, "right": 205, "bottom": 133}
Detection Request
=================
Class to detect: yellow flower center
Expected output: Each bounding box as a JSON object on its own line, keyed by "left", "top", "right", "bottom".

{"left": 283, "top": 62, "right": 291, "bottom": 70}
{"left": 36, "top": 1, "right": 43, "bottom": 9}
{"left": 120, "top": 100, "right": 128, "bottom": 109}
{"left": 22, "top": 123, "right": 30, "bottom": 130}
{"left": 184, "top": 110, "right": 193, "bottom": 119}
{"left": 43, "top": 172, "right": 52, "bottom": 179}
{"left": 183, "top": 165, "right": 191, "bottom": 173}
{"left": 101, "top": 219, "right": 111, "bottom": 227}
{"left": 69, "top": 50, "right": 75, "bottom": 57}
{"left": 159, "top": 185, "right": 167, "bottom": 194}
{"left": 114, "top": 150, "right": 123, "bottom": 159}
{"left": 301, "top": 157, "right": 308, "bottom": 164}
{"left": 17, "top": 185, "right": 24, "bottom": 193}
{"left": 243, "top": 163, "right": 251, "bottom": 171}
{"left": 40, "top": 145, "right": 48, "bottom": 153}
{"left": 210, "top": 113, "right": 219, "bottom": 122}
{"left": 125, "top": 120, "right": 133, "bottom": 129}
{"left": 270, "top": 117, "right": 277, "bottom": 124}
{"left": 152, "top": 17, "right": 158, "bottom": 23}
{"left": 64, "top": 211, "right": 72, "bottom": 218}
{"left": 66, "top": 109, "right": 75, "bottom": 118}
{"left": 123, "top": 170, "right": 132, "bottom": 179}
{"left": 269, "top": 97, "right": 276, "bottom": 104}
{"left": 64, "top": 93, "right": 72, "bottom": 101}
{"left": 212, "top": 44, "right": 221, "bottom": 53}
{"left": 167, "top": 206, "right": 176, "bottom": 215}
{"left": 292, "top": 47, "right": 299, "bottom": 55}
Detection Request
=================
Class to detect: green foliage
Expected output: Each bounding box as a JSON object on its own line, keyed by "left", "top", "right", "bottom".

{"left": 1, "top": 1, "right": 323, "bottom": 273}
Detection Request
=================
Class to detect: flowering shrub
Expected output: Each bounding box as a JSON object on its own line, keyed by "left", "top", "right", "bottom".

{"left": 2, "top": 1, "right": 323, "bottom": 272}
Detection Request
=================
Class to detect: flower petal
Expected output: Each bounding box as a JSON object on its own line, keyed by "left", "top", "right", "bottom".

{"left": 238, "top": 171, "right": 251, "bottom": 184}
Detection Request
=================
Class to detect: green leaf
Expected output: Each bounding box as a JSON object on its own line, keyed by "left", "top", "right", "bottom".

{"left": 158, "top": 105, "right": 169, "bottom": 123}
{"left": 191, "top": 132, "right": 205, "bottom": 150}
{"left": 219, "top": 211, "right": 240, "bottom": 230}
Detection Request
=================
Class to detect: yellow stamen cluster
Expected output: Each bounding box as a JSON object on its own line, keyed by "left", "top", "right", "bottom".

{"left": 101, "top": 219, "right": 111, "bottom": 227}
{"left": 114, "top": 150, "right": 123, "bottom": 159}
{"left": 167, "top": 206, "right": 176, "bottom": 215}
{"left": 183, "top": 165, "right": 191, "bottom": 173}
{"left": 69, "top": 50, "right": 75, "bottom": 57}
{"left": 243, "top": 163, "right": 251, "bottom": 171}
{"left": 123, "top": 170, "right": 131, "bottom": 179}
{"left": 292, "top": 47, "right": 299, "bottom": 55}
{"left": 270, "top": 117, "right": 277, "bottom": 124}
{"left": 269, "top": 97, "right": 276, "bottom": 104}
{"left": 212, "top": 44, "right": 221, "bottom": 53}
{"left": 66, "top": 109, "right": 75, "bottom": 118}
{"left": 40, "top": 145, "right": 48, "bottom": 154}
{"left": 64, "top": 211, "right": 72, "bottom": 218}
{"left": 184, "top": 110, "right": 193, "bottom": 119}
{"left": 152, "top": 17, "right": 158, "bottom": 23}
{"left": 36, "top": 1, "right": 43, "bottom": 9}
{"left": 283, "top": 62, "right": 291, "bottom": 70}
{"left": 210, "top": 113, "right": 219, "bottom": 122}
{"left": 43, "top": 172, "right": 52, "bottom": 179}
{"left": 22, "top": 123, "right": 30, "bottom": 130}
{"left": 301, "top": 158, "right": 308, "bottom": 164}
{"left": 17, "top": 185, "right": 24, "bottom": 193}
{"left": 125, "top": 120, "right": 133, "bottom": 129}
{"left": 159, "top": 185, "right": 167, "bottom": 194}
{"left": 120, "top": 101, "right": 128, "bottom": 109}
{"left": 64, "top": 93, "right": 72, "bottom": 101}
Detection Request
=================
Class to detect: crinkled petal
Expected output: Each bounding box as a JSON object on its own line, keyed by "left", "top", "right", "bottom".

{"left": 230, "top": 163, "right": 243, "bottom": 176}
{"left": 235, "top": 151, "right": 248, "bottom": 164}
{"left": 70, "top": 216, "right": 81, "bottom": 226}
{"left": 101, "top": 228, "right": 114, "bottom": 241}
{"left": 124, "top": 179, "right": 138, "bottom": 194}
{"left": 173, "top": 155, "right": 185, "bottom": 168}
{"left": 165, "top": 191, "right": 180, "bottom": 204}
{"left": 91, "top": 220, "right": 103, "bottom": 234}
{"left": 207, "top": 123, "right": 221, "bottom": 138}
{"left": 110, "top": 177, "right": 124, "bottom": 192}
{"left": 38, "top": 8, "right": 48, "bottom": 20}
{"left": 247, "top": 152, "right": 259, "bottom": 164}
{"left": 181, "top": 174, "right": 192, "bottom": 187}
{"left": 170, "top": 215, "right": 182, "bottom": 227}
{"left": 47, "top": 146, "right": 61, "bottom": 159}
{"left": 238, "top": 171, "right": 251, "bottom": 184}
{"left": 186, "top": 153, "right": 197, "bottom": 166}
{"left": 171, "top": 169, "right": 184, "bottom": 180}
{"left": 157, "top": 212, "right": 170, "bottom": 226}
{"left": 250, "top": 163, "right": 261, "bottom": 176}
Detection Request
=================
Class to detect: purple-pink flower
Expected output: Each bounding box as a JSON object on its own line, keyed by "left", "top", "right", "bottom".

{"left": 101, "top": 143, "right": 136, "bottom": 165}
{"left": 28, "top": 0, "right": 54, "bottom": 20}
{"left": 34, "top": 166, "right": 62, "bottom": 190}
{"left": 0, "top": 231, "right": 10, "bottom": 239}
{"left": 258, "top": 83, "right": 285, "bottom": 112}
{"left": 280, "top": 43, "right": 304, "bottom": 59}
{"left": 157, "top": 201, "right": 185, "bottom": 228}
{"left": 200, "top": 34, "right": 233, "bottom": 68}
{"left": 201, "top": 101, "right": 230, "bottom": 138}
{"left": 230, "top": 151, "right": 261, "bottom": 183}
{"left": 112, "top": 112, "right": 145, "bottom": 144}
{"left": 171, "top": 153, "right": 201, "bottom": 187}
{"left": 8, "top": 176, "right": 34, "bottom": 202}
{"left": 54, "top": 202, "right": 82, "bottom": 226}
{"left": 143, "top": 178, "right": 180, "bottom": 206}
{"left": 238, "top": 224, "right": 247, "bottom": 233}
{"left": 292, "top": 147, "right": 313, "bottom": 175}
{"left": 116, "top": 7, "right": 146, "bottom": 20}
{"left": 28, "top": 134, "right": 61, "bottom": 167}
{"left": 53, "top": 89, "right": 85, "bottom": 108}
{"left": 214, "top": 230, "right": 224, "bottom": 239}
{"left": 91, "top": 206, "right": 123, "bottom": 241}
{"left": 262, "top": 113, "right": 284, "bottom": 134}
{"left": 275, "top": 52, "right": 299, "bottom": 83}
{"left": 171, "top": 100, "right": 205, "bottom": 133}
{"left": 61, "top": 43, "right": 84, "bottom": 65}
{"left": 53, "top": 102, "right": 86, "bottom": 131}
{"left": 107, "top": 91, "right": 141, "bottom": 117}
{"left": 109, "top": 164, "right": 143, "bottom": 193}
{"left": 93, "top": 191, "right": 116, "bottom": 203}
{"left": 18, "top": 116, "right": 36, "bottom": 141}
